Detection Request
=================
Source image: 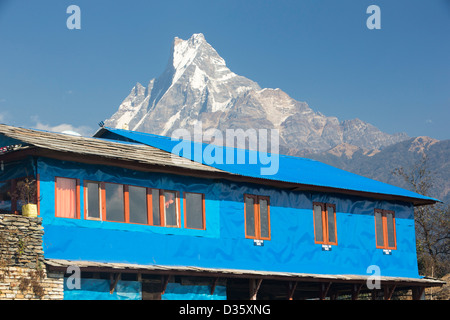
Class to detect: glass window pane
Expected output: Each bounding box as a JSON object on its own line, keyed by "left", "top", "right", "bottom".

{"left": 375, "top": 210, "right": 384, "bottom": 247}
{"left": 245, "top": 196, "right": 255, "bottom": 237}
{"left": 327, "top": 205, "right": 336, "bottom": 244}
{"left": 0, "top": 181, "right": 12, "bottom": 212}
{"left": 105, "top": 183, "right": 124, "bottom": 222}
{"left": 129, "top": 186, "right": 147, "bottom": 224}
{"left": 163, "top": 191, "right": 178, "bottom": 227}
{"left": 86, "top": 182, "right": 100, "bottom": 219}
{"left": 386, "top": 211, "right": 396, "bottom": 248}
{"left": 259, "top": 198, "right": 269, "bottom": 239}
{"left": 185, "top": 193, "right": 204, "bottom": 229}
{"left": 313, "top": 204, "right": 324, "bottom": 242}
{"left": 151, "top": 189, "right": 161, "bottom": 226}
{"left": 56, "top": 177, "right": 77, "bottom": 218}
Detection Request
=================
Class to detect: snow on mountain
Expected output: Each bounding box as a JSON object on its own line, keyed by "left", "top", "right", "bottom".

{"left": 105, "top": 33, "right": 409, "bottom": 153}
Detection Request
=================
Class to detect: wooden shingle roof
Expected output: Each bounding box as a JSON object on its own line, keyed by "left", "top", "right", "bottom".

{"left": 0, "top": 123, "right": 224, "bottom": 174}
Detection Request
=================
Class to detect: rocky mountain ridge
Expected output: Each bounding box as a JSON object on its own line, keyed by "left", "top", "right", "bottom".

{"left": 105, "top": 33, "right": 409, "bottom": 154}
{"left": 308, "top": 136, "right": 449, "bottom": 204}
{"left": 104, "top": 33, "right": 448, "bottom": 203}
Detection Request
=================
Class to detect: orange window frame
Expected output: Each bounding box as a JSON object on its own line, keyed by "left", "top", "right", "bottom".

{"left": 146, "top": 188, "right": 153, "bottom": 225}
{"left": 84, "top": 180, "right": 103, "bottom": 221}
{"left": 147, "top": 188, "right": 162, "bottom": 226}
{"left": 83, "top": 183, "right": 182, "bottom": 228}
{"left": 159, "top": 189, "right": 181, "bottom": 228}
{"left": 55, "top": 177, "right": 80, "bottom": 219}
{"left": 244, "top": 194, "right": 271, "bottom": 241}
{"left": 183, "top": 192, "right": 206, "bottom": 230}
{"left": 313, "top": 202, "right": 338, "bottom": 246}
{"left": 374, "top": 209, "right": 397, "bottom": 250}
{"left": 126, "top": 185, "right": 153, "bottom": 226}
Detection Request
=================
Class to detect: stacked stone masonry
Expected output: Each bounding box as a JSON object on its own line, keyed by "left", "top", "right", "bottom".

{"left": 0, "top": 214, "right": 64, "bottom": 300}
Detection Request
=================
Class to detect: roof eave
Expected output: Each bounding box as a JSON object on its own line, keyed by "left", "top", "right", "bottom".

{"left": 1, "top": 146, "right": 438, "bottom": 207}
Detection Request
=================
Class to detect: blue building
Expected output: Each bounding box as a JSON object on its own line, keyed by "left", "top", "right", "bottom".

{"left": 0, "top": 123, "right": 443, "bottom": 300}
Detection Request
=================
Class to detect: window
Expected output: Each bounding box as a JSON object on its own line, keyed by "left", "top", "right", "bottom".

{"left": 83, "top": 183, "right": 184, "bottom": 228}
{"left": 55, "top": 177, "right": 79, "bottom": 219}
{"left": 128, "top": 185, "right": 148, "bottom": 224}
{"left": 313, "top": 202, "right": 337, "bottom": 245}
{"left": 85, "top": 181, "right": 102, "bottom": 220}
{"left": 147, "top": 189, "right": 181, "bottom": 227}
{"left": 244, "top": 194, "right": 270, "bottom": 240}
{"left": 150, "top": 188, "right": 161, "bottom": 226}
{"left": 105, "top": 183, "right": 125, "bottom": 222}
{"left": 374, "top": 209, "right": 396, "bottom": 250}
{"left": 161, "top": 190, "right": 180, "bottom": 227}
{"left": 184, "top": 192, "right": 205, "bottom": 230}
{"left": 1, "top": 177, "right": 39, "bottom": 214}
{"left": 0, "top": 180, "right": 12, "bottom": 212}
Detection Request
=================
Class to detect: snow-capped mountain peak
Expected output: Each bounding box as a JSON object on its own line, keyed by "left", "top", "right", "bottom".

{"left": 171, "top": 33, "right": 223, "bottom": 70}
{"left": 166, "top": 33, "right": 252, "bottom": 95}
{"left": 105, "top": 33, "right": 408, "bottom": 153}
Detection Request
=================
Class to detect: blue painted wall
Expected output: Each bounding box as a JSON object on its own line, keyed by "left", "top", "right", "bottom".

{"left": 36, "top": 157, "right": 420, "bottom": 279}
{"left": 162, "top": 283, "right": 226, "bottom": 300}
{"left": 64, "top": 278, "right": 141, "bottom": 300}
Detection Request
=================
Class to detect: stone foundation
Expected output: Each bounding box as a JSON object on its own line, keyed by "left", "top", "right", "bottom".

{"left": 0, "top": 214, "right": 64, "bottom": 300}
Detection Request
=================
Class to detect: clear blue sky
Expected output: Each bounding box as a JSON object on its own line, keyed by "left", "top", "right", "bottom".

{"left": 0, "top": 0, "right": 449, "bottom": 140}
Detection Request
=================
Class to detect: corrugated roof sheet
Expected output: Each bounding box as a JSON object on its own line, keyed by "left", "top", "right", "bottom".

{"left": 97, "top": 127, "right": 440, "bottom": 205}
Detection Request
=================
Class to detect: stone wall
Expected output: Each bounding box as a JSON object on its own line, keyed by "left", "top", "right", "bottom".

{"left": 0, "top": 214, "right": 64, "bottom": 300}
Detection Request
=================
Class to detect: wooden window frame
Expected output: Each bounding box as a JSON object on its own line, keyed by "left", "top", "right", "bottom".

{"left": 84, "top": 183, "right": 157, "bottom": 226}
{"left": 244, "top": 194, "right": 271, "bottom": 241}
{"left": 183, "top": 192, "right": 206, "bottom": 230}
{"left": 74, "top": 179, "right": 208, "bottom": 232}
{"left": 313, "top": 202, "right": 338, "bottom": 246}
{"left": 126, "top": 185, "right": 151, "bottom": 226}
{"left": 84, "top": 180, "right": 103, "bottom": 221}
{"left": 83, "top": 183, "right": 183, "bottom": 228}
{"left": 147, "top": 188, "right": 162, "bottom": 227}
{"left": 55, "top": 176, "right": 80, "bottom": 219}
{"left": 124, "top": 184, "right": 130, "bottom": 223}
{"left": 160, "top": 189, "right": 181, "bottom": 228}
{"left": 374, "top": 209, "right": 397, "bottom": 250}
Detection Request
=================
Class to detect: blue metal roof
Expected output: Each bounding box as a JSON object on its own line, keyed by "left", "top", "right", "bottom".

{"left": 96, "top": 127, "right": 439, "bottom": 205}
